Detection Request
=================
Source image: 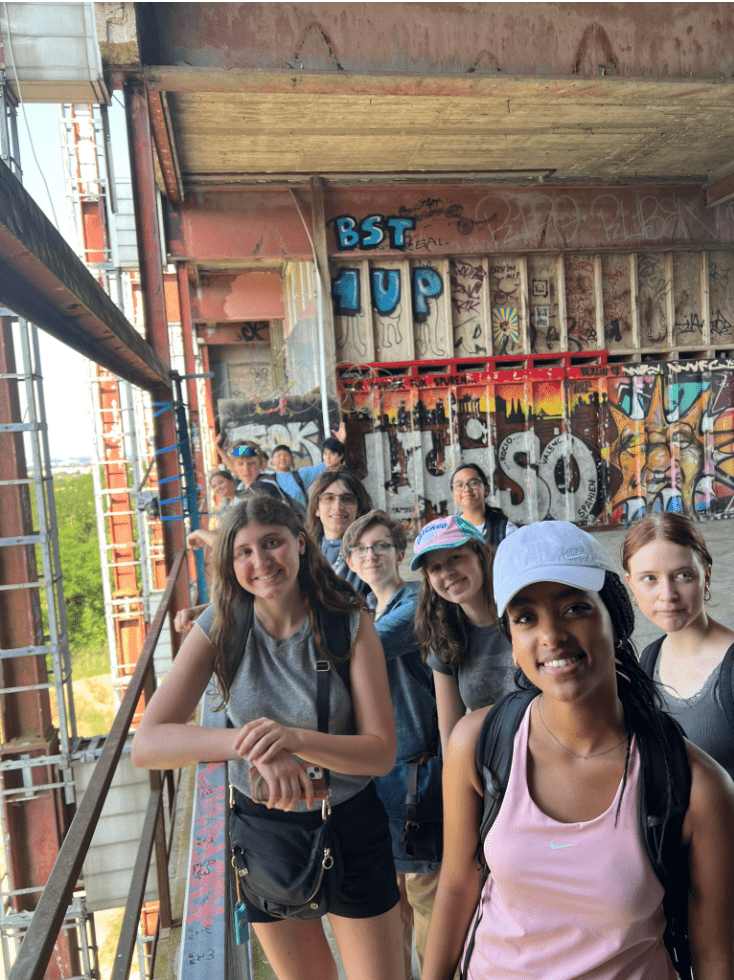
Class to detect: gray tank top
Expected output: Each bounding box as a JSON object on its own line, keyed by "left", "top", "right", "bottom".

{"left": 652, "top": 641, "right": 734, "bottom": 780}
{"left": 196, "top": 604, "right": 371, "bottom": 809}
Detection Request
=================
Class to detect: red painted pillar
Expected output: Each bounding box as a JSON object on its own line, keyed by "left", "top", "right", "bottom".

{"left": 0, "top": 319, "right": 80, "bottom": 979}
{"left": 125, "top": 82, "right": 188, "bottom": 652}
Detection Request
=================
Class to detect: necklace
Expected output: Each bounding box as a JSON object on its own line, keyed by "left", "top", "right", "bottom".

{"left": 536, "top": 698, "right": 628, "bottom": 760}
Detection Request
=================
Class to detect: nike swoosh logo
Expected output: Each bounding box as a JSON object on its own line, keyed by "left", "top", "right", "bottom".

{"left": 549, "top": 841, "right": 574, "bottom": 850}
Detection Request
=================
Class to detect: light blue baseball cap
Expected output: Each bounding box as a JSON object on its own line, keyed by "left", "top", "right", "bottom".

{"left": 493, "top": 520, "right": 616, "bottom": 616}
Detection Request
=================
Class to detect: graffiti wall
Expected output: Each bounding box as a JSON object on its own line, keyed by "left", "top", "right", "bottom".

{"left": 333, "top": 247, "right": 734, "bottom": 365}
{"left": 218, "top": 395, "right": 340, "bottom": 464}
{"left": 339, "top": 356, "right": 734, "bottom": 527}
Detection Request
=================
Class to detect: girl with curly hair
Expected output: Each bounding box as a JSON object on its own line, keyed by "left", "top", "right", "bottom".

{"left": 413, "top": 516, "right": 514, "bottom": 754}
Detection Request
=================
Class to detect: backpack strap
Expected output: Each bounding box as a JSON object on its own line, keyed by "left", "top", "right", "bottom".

{"left": 475, "top": 689, "right": 537, "bottom": 853}
{"left": 634, "top": 704, "right": 692, "bottom": 980}
{"left": 224, "top": 593, "right": 352, "bottom": 694}
{"left": 720, "top": 642, "right": 734, "bottom": 734}
{"left": 292, "top": 470, "right": 308, "bottom": 500}
{"left": 461, "top": 689, "right": 536, "bottom": 980}
{"left": 639, "top": 636, "right": 665, "bottom": 679}
{"left": 483, "top": 507, "right": 509, "bottom": 548}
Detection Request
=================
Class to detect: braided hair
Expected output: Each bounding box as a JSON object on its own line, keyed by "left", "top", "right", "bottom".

{"left": 499, "top": 571, "right": 677, "bottom": 826}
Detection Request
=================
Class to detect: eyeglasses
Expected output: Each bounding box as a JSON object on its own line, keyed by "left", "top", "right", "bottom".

{"left": 452, "top": 478, "right": 484, "bottom": 491}
{"left": 319, "top": 492, "right": 357, "bottom": 507}
{"left": 233, "top": 446, "right": 260, "bottom": 458}
{"left": 349, "top": 542, "right": 395, "bottom": 559}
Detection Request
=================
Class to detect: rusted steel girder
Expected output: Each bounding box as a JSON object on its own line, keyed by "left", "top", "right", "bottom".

{"left": 126, "top": 82, "right": 188, "bottom": 647}
{"left": 148, "top": 90, "right": 183, "bottom": 204}
{"left": 0, "top": 161, "right": 170, "bottom": 391}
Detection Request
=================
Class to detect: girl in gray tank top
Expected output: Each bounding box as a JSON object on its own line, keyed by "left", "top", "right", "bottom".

{"left": 623, "top": 512, "right": 734, "bottom": 779}
{"left": 131, "top": 495, "right": 405, "bottom": 980}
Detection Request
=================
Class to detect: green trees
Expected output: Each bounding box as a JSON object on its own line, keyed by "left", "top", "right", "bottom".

{"left": 51, "top": 473, "right": 107, "bottom": 675}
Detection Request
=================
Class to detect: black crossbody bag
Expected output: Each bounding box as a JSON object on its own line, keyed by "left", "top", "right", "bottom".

{"left": 229, "top": 658, "right": 344, "bottom": 920}
{"left": 227, "top": 596, "right": 353, "bottom": 921}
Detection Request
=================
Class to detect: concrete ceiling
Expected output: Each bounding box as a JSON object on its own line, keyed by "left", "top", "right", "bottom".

{"left": 120, "top": 2, "right": 734, "bottom": 193}
{"left": 154, "top": 73, "right": 734, "bottom": 187}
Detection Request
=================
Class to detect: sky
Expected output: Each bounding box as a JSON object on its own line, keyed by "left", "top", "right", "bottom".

{"left": 15, "top": 99, "right": 130, "bottom": 459}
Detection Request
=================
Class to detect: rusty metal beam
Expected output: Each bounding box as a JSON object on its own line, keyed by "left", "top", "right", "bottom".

{"left": 148, "top": 91, "right": 183, "bottom": 204}
{"left": 126, "top": 82, "right": 189, "bottom": 641}
{"left": 0, "top": 161, "right": 170, "bottom": 391}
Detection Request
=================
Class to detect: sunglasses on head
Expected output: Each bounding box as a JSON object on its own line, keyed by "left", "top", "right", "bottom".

{"left": 233, "top": 446, "right": 259, "bottom": 458}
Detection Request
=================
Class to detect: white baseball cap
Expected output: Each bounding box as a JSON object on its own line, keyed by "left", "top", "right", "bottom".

{"left": 493, "top": 521, "right": 616, "bottom": 616}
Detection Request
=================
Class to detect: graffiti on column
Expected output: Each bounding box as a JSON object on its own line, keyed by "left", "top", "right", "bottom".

{"left": 332, "top": 264, "right": 444, "bottom": 323}
{"left": 450, "top": 258, "right": 488, "bottom": 356}
{"left": 606, "top": 366, "right": 734, "bottom": 522}
{"left": 218, "top": 396, "right": 340, "bottom": 463}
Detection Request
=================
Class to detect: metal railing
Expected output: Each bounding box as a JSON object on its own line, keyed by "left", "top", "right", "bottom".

{"left": 8, "top": 549, "right": 188, "bottom": 980}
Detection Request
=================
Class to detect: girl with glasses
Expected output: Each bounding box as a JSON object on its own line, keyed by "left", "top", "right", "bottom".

{"left": 343, "top": 511, "right": 442, "bottom": 980}
{"left": 306, "top": 470, "right": 373, "bottom": 597}
{"left": 413, "top": 516, "right": 514, "bottom": 755}
{"left": 450, "top": 463, "right": 514, "bottom": 548}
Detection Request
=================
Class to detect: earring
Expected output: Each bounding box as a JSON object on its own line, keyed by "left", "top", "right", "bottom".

{"left": 512, "top": 656, "right": 519, "bottom": 668}
{"left": 704, "top": 585, "right": 712, "bottom": 602}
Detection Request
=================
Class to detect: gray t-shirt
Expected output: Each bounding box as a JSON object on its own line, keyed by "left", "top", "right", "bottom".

{"left": 427, "top": 622, "right": 515, "bottom": 711}
{"left": 653, "top": 643, "right": 734, "bottom": 780}
{"left": 196, "top": 604, "right": 370, "bottom": 809}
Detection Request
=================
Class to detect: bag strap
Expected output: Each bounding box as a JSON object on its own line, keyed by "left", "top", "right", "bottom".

{"left": 476, "top": 689, "right": 537, "bottom": 853}
{"left": 315, "top": 659, "right": 332, "bottom": 792}
{"left": 292, "top": 470, "right": 308, "bottom": 499}
{"left": 458, "top": 690, "right": 536, "bottom": 979}
{"left": 639, "top": 636, "right": 665, "bottom": 678}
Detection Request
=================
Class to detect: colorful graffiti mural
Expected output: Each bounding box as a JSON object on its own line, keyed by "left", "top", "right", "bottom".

{"left": 338, "top": 357, "right": 734, "bottom": 527}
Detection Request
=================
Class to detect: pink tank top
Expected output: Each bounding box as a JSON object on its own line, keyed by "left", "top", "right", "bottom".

{"left": 464, "top": 701, "right": 677, "bottom": 980}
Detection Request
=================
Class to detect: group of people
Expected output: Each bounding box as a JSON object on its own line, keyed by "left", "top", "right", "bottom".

{"left": 133, "top": 431, "right": 734, "bottom": 980}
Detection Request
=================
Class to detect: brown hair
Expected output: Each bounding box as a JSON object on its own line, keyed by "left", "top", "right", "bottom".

{"left": 306, "top": 470, "right": 373, "bottom": 543}
{"left": 414, "top": 539, "right": 496, "bottom": 669}
{"left": 621, "top": 513, "right": 712, "bottom": 574}
{"left": 209, "top": 492, "right": 363, "bottom": 701}
{"left": 341, "top": 509, "right": 407, "bottom": 561}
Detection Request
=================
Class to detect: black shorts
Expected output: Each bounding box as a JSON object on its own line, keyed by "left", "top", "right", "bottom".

{"left": 236, "top": 780, "right": 400, "bottom": 923}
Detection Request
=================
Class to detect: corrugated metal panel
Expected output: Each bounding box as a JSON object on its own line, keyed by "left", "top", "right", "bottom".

{"left": 0, "top": 2, "right": 108, "bottom": 104}
{"left": 74, "top": 741, "right": 159, "bottom": 912}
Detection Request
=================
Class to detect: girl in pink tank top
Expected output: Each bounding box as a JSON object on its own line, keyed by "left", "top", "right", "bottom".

{"left": 469, "top": 703, "right": 673, "bottom": 979}
{"left": 422, "top": 521, "right": 734, "bottom": 980}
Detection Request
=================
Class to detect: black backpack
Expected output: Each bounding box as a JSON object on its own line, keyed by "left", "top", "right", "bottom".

{"left": 640, "top": 637, "right": 734, "bottom": 733}
{"left": 484, "top": 506, "right": 509, "bottom": 547}
{"left": 465, "top": 688, "right": 692, "bottom": 980}
{"left": 223, "top": 591, "right": 353, "bottom": 692}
